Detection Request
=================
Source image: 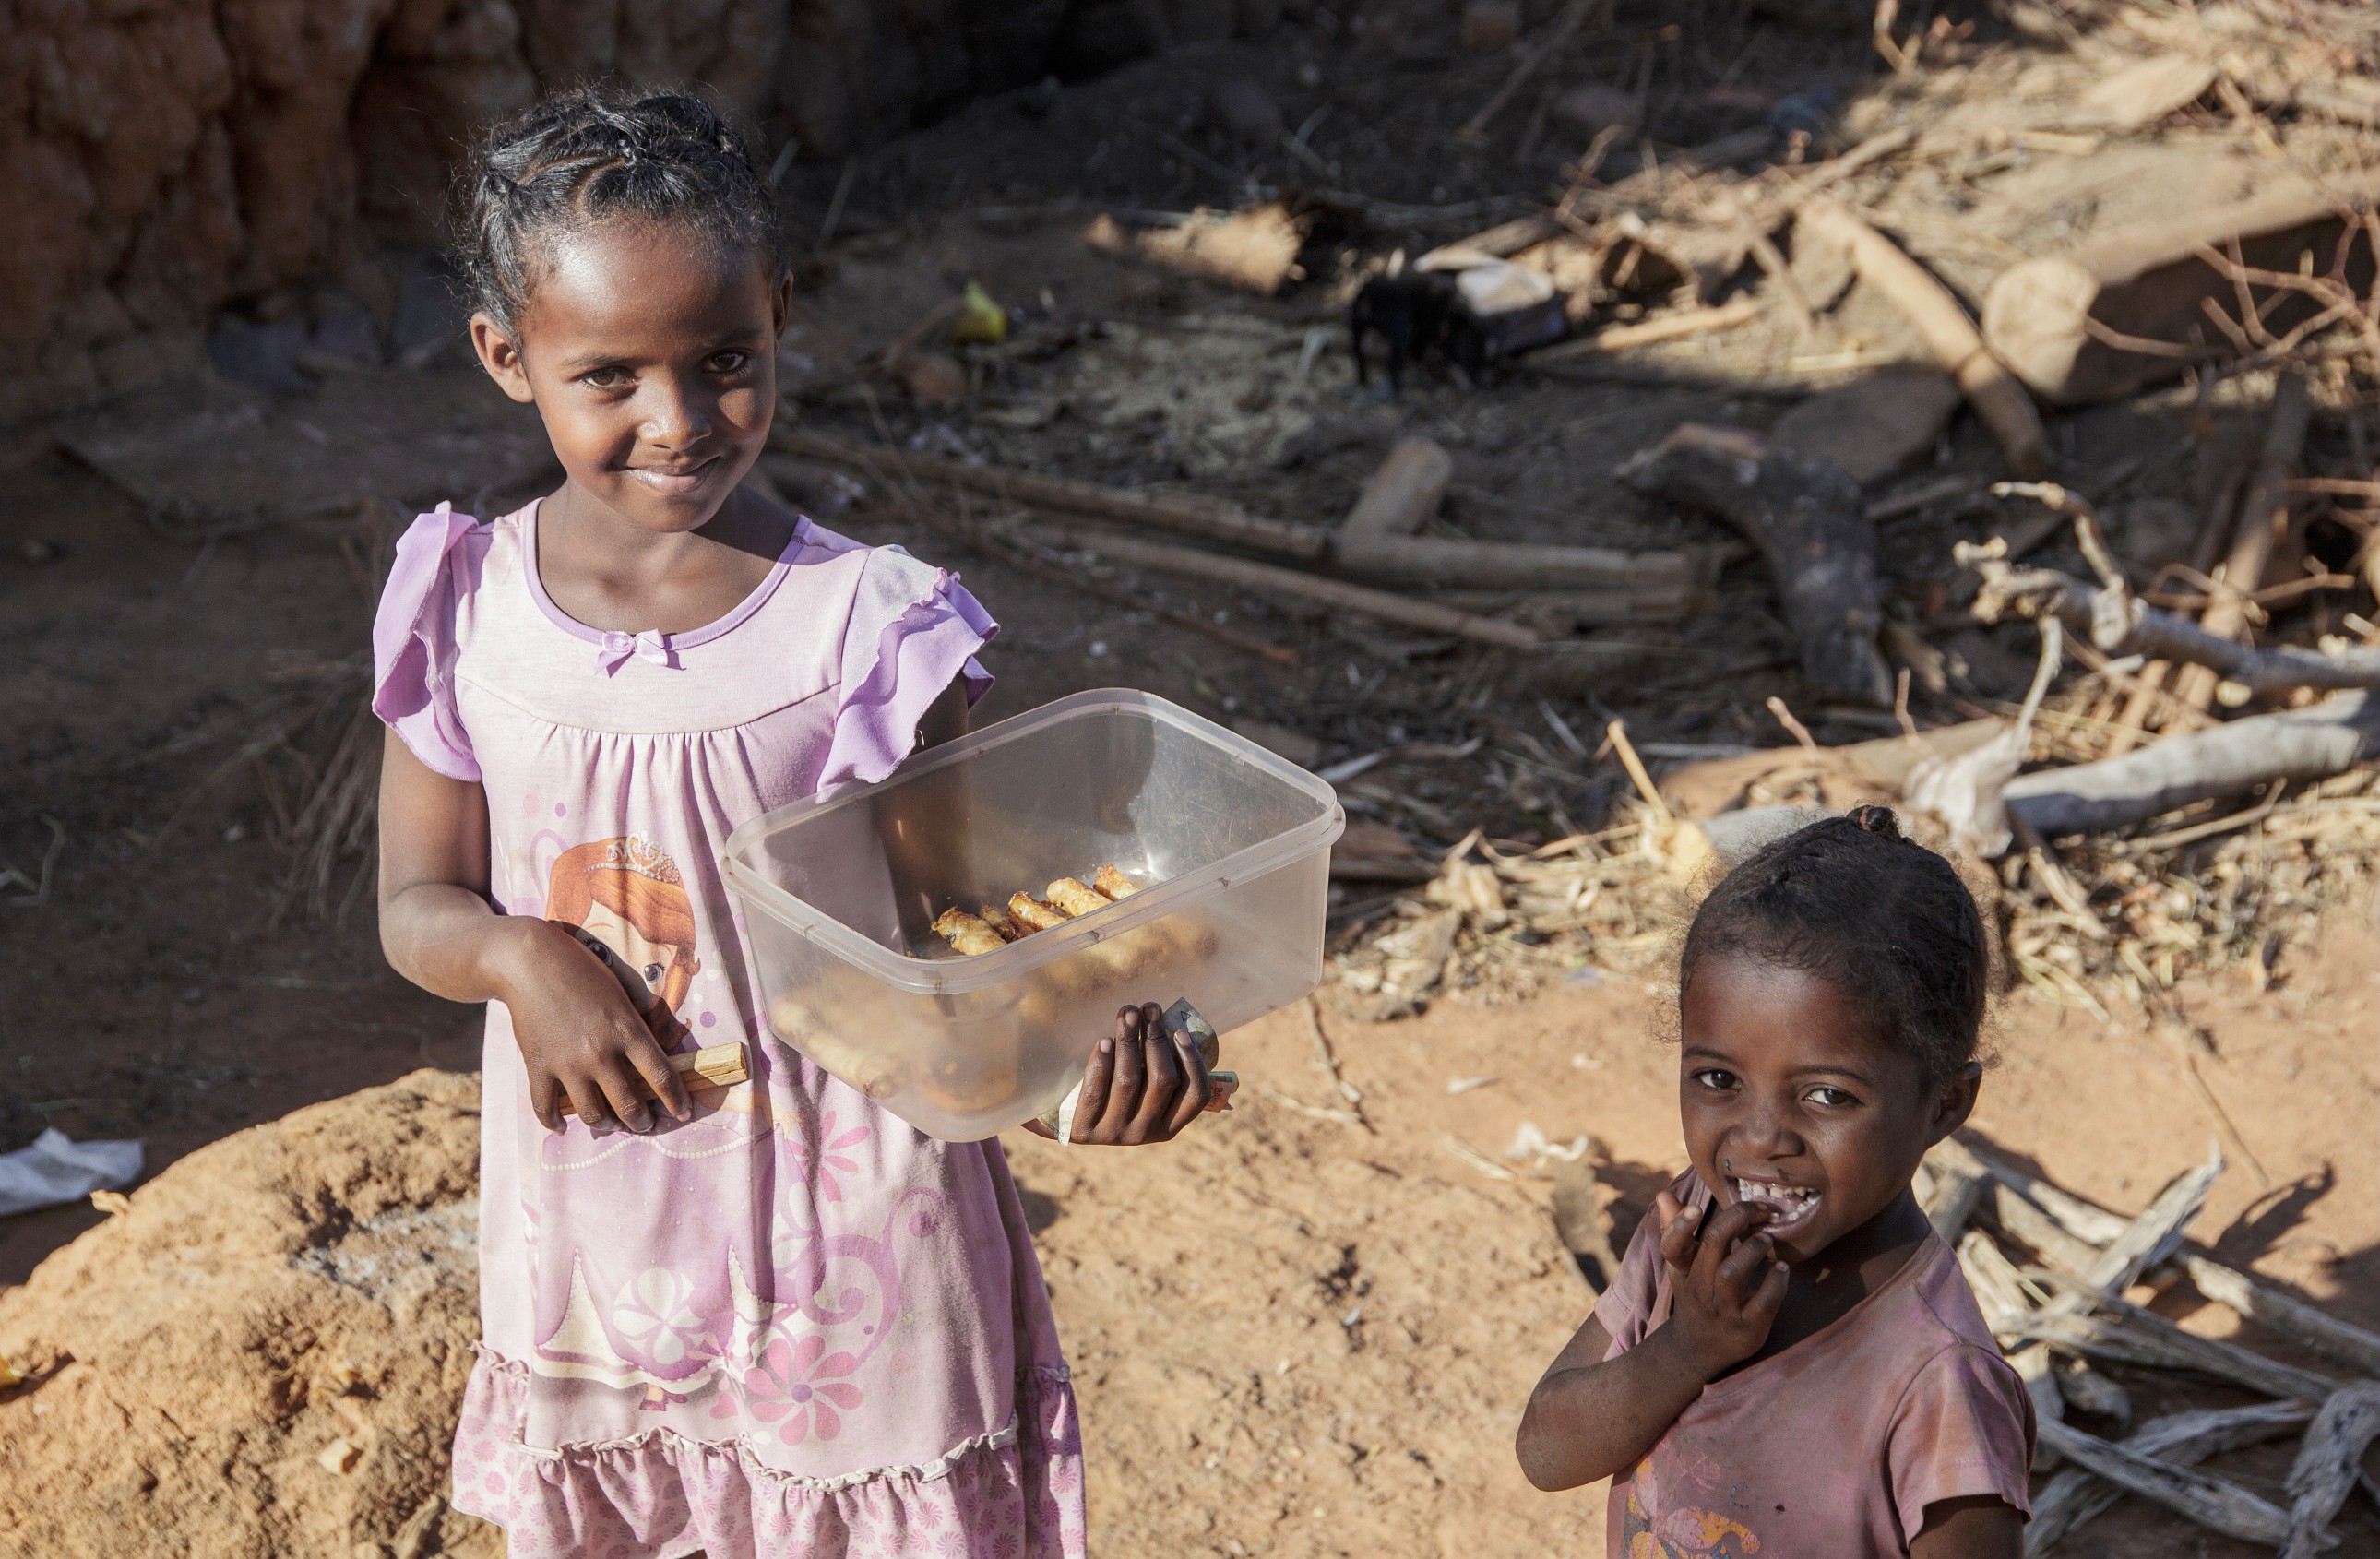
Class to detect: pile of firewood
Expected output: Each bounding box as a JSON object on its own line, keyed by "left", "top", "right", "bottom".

{"left": 1920, "top": 1136, "right": 2380, "bottom": 1557}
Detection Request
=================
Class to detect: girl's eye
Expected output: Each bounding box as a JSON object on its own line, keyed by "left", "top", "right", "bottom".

{"left": 642, "top": 962, "right": 665, "bottom": 984}
{"left": 708, "top": 351, "right": 751, "bottom": 375}
{"left": 1806, "top": 1086, "right": 1859, "bottom": 1108}
{"left": 581, "top": 367, "right": 630, "bottom": 388}
{"left": 1689, "top": 1068, "right": 1737, "bottom": 1092}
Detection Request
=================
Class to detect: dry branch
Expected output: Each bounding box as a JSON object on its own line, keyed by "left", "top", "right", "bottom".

{"left": 2034, "top": 1418, "right": 2309, "bottom": 1547}
{"left": 2026, "top": 1403, "right": 2318, "bottom": 1557}
{"left": 1793, "top": 196, "right": 2051, "bottom": 476}
{"left": 2177, "top": 1255, "right": 2380, "bottom": 1376}
{"left": 1620, "top": 422, "right": 1890, "bottom": 703}
{"left": 2175, "top": 371, "right": 2312, "bottom": 711}
{"left": 2001, "top": 690, "right": 2380, "bottom": 838}
{"left": 2007, "top": 1293, "right": 2339, "bottom": 1403}
{"left": 1524, "top": 296, "right": 1761, "bottom": 362}
{"left": 1330, "top": 532, "right": 1702, "bottom": 595}
{"left": 775, "top": 428, "right": 1331, "bottom": 562}
{"left": 1026, "top": 525, "right": 1541, "bottom": 649}
{"left": 2284, "top": 1382, "right": 2380, "bottom": 1559}
{"left": 2046, "top": 1146, "right": 2222, "bottom": 1315}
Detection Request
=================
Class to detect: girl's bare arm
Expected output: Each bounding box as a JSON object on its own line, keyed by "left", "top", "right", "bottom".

{"left": 1516, "top": 1195, "right": 1787, "bottom": 1490}
{"left": 377, "top": 730, "right": 690, "bottom": 1132}
{"left": 1909, "top": 1497, "right": 2024, "bottom": 1558}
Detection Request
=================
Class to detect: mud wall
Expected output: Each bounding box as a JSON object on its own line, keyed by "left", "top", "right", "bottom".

{"left": 0, "top": 0, "right": 1273, "bottom": 423}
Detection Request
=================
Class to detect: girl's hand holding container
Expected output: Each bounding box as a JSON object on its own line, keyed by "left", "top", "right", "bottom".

{"left": 1025, "top": 1002, "right": 1216, "bottom": 1147}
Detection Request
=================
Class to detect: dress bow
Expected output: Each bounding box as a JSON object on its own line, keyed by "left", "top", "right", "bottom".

{"left": 597, "top": 629, "right": 676, "bottom": 674}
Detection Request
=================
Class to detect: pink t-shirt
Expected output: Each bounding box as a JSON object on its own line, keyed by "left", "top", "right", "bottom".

{"left": 1593, "top": 1171, "right": 2032, "bottom": 1558}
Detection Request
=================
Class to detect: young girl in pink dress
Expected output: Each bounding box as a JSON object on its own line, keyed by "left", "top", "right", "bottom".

{"left": 1516, "top": 808, "right": 2033, "bottom": 1559}
{"left": 373, "top": 89, "right": 1216, "bottom": 1559}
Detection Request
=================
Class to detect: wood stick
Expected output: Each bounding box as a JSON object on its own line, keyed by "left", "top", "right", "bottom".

{"left": 2026, "top": 1402, "right": 2315, "bottom": 1558}
{"left": 1620, "top": 422, "right": 1890, "bottom": 703}
{"left": 2045, "top": 1145, "right": 2223, "bottom": 1315}
{"left": 1960, "top": 545, "right": 2380, "bottom": 702}
{"left": 1331, "top": 531, "right": 1700, "bottom": 593}
{"left": 1024, "top": 525, "right": 1541, "bottom": 649}
{"left": 1983, "top": 1180, "right": 2111, "bottom": 1278}
{"left": 2054, "top": 1353, "right": 2133, "bottom": 1425}
{"left": 2179, "top": 1255, "right": 2380, "bottom": 1375}
{"left": 559, "top": 1042, "right": 747, "bottom": 1118}
{"left": 774, "top": 428, "right": 1332, "bottom": 562}
{"left": 2034, "top": 1418, "right": 2305, "bottom": 1548}
{"left": 1922, "top": 1155, "right": 1989, "bottom": 1244}
{"left": 2283, "top": 1382, "right": 2380, "bottom": 1559}
{"left": 1525, "top": 296, "right": 1761, "bottom": 363}
{"left": 2007, "top": 1342, "right": 2068, "bottom": 1471}
{"left": 1339, "top": 436, "right": 1455, "bottom": 542}
{"left": 1603, "top": 720, "right": 1672, "bottom": 823}
{"left": 2176, "top": 371, "right": 2311, "bottom": 710}
{"left": 1794, "top": 196, "right": 2051, "bottom": 476}
{"left": 2006, "top": 1293, "right": 2340, "bottom": 1402}
{"left": 1457, "top": 0, "right": 1598, "bottom": 145}
{"left": 2002, "top": 689, "right": 2380, "bottom": 837}
{"left": 1956, "top": 1227, "right": 2034, "bottom": 1331}
{"left": 1956, "top": 1137, "right": 2133, "bottom": 1244}
{"left": 878, "top": 499, "right": 1298, "bottom": 665}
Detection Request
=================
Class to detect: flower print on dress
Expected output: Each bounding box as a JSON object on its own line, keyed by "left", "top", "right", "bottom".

{"left": 782, "top": 1108, "right": 871, "bottom": 1204}
{"left": 741, "top": 1331, "right": 863, "bottom": 1446}
{"left": 612, "top": 1266, "right": 706, "bottom": 1368}
{"left": 1622, "top": 1454, "right": 1762, "bottom": 1558}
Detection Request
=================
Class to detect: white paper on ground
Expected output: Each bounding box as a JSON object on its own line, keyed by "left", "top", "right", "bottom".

{"left": 0, "top": 1129, "right": 143, "bottom": 1218}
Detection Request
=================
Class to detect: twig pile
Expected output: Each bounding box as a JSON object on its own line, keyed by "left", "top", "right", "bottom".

{"left": 1922, "top": 1137, "right": 2380, "bottom": 1556}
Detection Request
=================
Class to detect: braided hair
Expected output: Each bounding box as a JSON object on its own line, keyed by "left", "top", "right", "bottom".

{"left": 454, "top": 87, "right": 784, "bottom": 332}
{"left": 1679, "top": 805, "right": 1989, "bottom": 1091}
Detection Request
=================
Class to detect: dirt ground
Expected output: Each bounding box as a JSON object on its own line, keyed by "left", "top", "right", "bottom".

{"left": 6, "top": 2, "right": 2380, "bottom": 1553}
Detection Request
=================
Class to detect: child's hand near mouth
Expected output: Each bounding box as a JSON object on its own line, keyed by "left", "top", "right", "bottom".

{"left": 1654, "top": 1189, "right": 1789, "bottom": 1378}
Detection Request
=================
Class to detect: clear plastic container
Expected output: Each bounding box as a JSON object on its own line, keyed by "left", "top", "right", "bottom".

{"left": 720, "top": 689, "right": 1346, "bottom": 1140}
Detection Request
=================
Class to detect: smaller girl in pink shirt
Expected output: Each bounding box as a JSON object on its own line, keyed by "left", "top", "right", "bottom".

{"left": 1517, "top": 806, "right": 2032, "bottom": 1559}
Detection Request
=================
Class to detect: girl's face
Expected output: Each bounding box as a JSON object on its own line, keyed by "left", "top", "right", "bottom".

{"left": 472, "top": 220, "right": 788, "bottom": 537}
{"left": 1678, "top": 953, "right": 1977, "bottom": 1265}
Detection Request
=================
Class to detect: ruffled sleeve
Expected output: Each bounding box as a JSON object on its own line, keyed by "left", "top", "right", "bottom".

{"left": 816, "top": 544, "right": 999, "bottom": 791}
{"left": 371, "top": 503, "right": 482, "bottom": 782}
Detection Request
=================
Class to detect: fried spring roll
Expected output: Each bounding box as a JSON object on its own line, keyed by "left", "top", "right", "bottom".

{"left": 932, "top": 908, "right": 1007, "bottom": 958}
{"left": 1007, "top": 892, "right": 1073, "bottom": 932}
{"left": 977, "top": 902, "right": 1023, "bottom": 942}
{"left": 1093, "top": 863, "right": 1142, "bottom": 900}
{"left": 1045, "top": 877, "right": 1110, "bottom": 917}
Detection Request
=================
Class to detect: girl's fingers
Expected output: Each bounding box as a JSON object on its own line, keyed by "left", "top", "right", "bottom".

{"left": 529, "top": 1071, "right": 565, "bottom": 1134}
{"left": 1128, "top": 1014, "right": 1182, "bottom": 1142}
{"left": 1070, "top": 1036, "right": 1118, "bottom": 1145}
{"left": 1161, "top": 1008, "right": 1213, "bottom": 1137}
{"left": 1691, "top": 1201, "right": 1771, "bottom": 1286}
{"left": 1095, "top": 1009, "right": 1149, "bottom": 1142}
{"left": 1654, "top": 1190, "right": 1697, "bottom": 1274}
{"left": 594, "top": 1058, "right": 653, "bottom": 1133}
{"left": 1746, "top": 1258, "right": 1791, "bottom": 1327}
{"left": 1716, "top": 1231, "right": 1776, "bottom": 1300}
{"left": 562, "top": 1072, "right": 616, "bottom": 1132}
{"left": 625, "top": 1033, "right": 694, "bottom": 1122}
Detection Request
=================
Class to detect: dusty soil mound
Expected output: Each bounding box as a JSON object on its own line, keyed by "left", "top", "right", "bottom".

{"left": 0, "top": 1069, "right": 495, "bottom": 1559}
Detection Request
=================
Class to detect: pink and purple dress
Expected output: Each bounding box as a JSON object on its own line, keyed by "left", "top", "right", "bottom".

{"left": 372, "top": 498, "right": 1086, "bottom": 1558}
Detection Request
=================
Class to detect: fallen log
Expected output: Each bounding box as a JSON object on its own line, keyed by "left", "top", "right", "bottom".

{"left": 2025, "top": 1403, "right": 2318, "bottom": 1558}
{"left": 1793, "top": 196, "right": 2052, "bottom": 476}
{"left": 2001, "top": 689, "right": 2380, "bottom": 838}
{"left": 1339, "top": 437, "right": 1455, "bottom": 542}
{"left": 773, "top": 428, "right": 1332, "bottom": 562}
{"left": 1982, "top": 1180, "right": 2111, "bottom": 1279}
{"left": 1620, "top": 422, "right": 1891, "bottom": 703}
{"left": 2175, "top": 370, "right": 2311, "bottom": 711}
{"left": 1023, "top": 525, "right": 1541, "bottom": 649}
{"left": 1981, "top": 171, "right": 2380, "bottom": 406}
{"left": 2034, "top": 1419, "right": 2314, "bottom": 1547}
{"left": 2283, "top": 1382, "right": 2380, "bottom": 1559}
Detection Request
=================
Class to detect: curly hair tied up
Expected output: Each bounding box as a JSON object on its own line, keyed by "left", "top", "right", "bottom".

{"left": 1680, "top": 805, "right": 1988, "bottom": 1091}
{"left": 455, "top": 87, "right": 784, "bottom": 332}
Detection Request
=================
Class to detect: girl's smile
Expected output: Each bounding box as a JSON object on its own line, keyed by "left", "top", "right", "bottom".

{"left": 1680, "top": 953, "right": 1974, "bottom": 1270}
